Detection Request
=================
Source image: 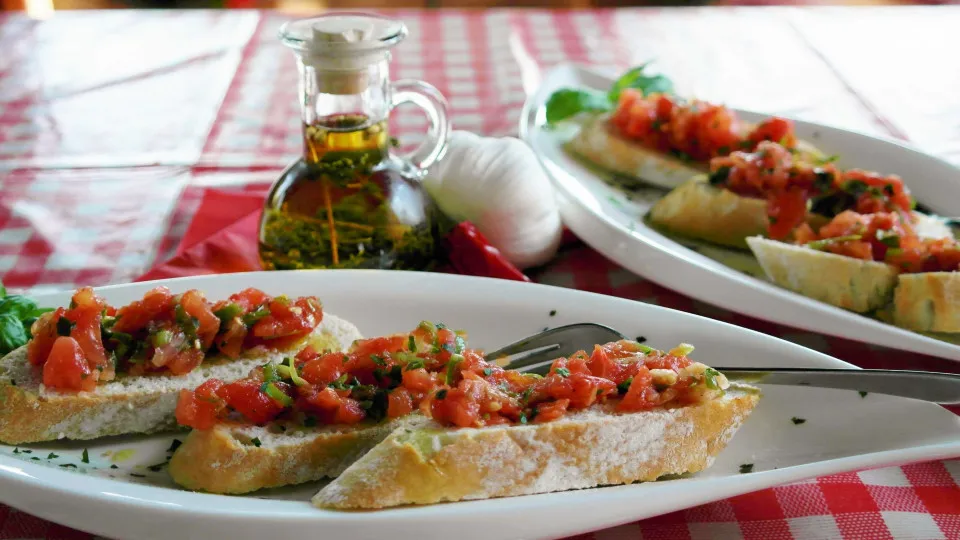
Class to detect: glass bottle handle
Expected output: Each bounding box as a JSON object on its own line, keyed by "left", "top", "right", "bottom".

{"left": 389, "top": 79, "right": 451, "bottom": 171}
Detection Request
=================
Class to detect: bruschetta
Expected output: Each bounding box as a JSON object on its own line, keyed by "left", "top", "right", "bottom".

{"left": 747, "top": 210, "right": 960, "bottom": 331}
{"left": 566, "top": 89, "right": 826, "bottom": 191}
{"left": 169, "top": 323, "right": 759, "bottom": 505}
{"left": 650, "top": 141, "right": 953, "bottom": 249}
{"left": 0, "top": 286, "right": 361, "bottom": 444}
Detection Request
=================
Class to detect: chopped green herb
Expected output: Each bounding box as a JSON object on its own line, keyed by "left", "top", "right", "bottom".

{"left": 251, "top": 437, "right": 262, "bottom": 448}
{"left": 152, "top": 329, "right": 173, "bottom": 347}
{"left": 81, "top": 449, "right": 89, "bottom": 464}
{"left": 58, "top": 463, "right": 77, "bottom": 469}
{"left": 549, "top": 310, "right": 557, "bottom": 317}
{"left": 110, "top": 464, "right": 119, "bottom": 469}
{"left": 130, "top": 473, "right": 146, "bottom": 478}
{"left": 445, "top": 354, "right": 465, "bottom": 385}
{"left": 167, "top": 439, "right": 183, "bottom": 453}
{"left": 20, "top": 449, "right": 31, "bottom": 454}
{"left": 519, "top": 412, "right": 528, "bottom": 424}
{"left": 30, "top": 457, "right": 39, "bottom": 461}
{"left": 876, "top": 229, "right": 900, "bottom": 248}
{"left": 618, "top": 378, "right": 633, "bottom": 393}
{"left": 147, "top": 462, "right": 167, "bottom": 472}
{"left": 174, "top": 304, "right": 200, "bottom": 342}
{"left": 303, "top": 415, "right": 318, "bottom": 427}
{"left": 47, "top": 453, "right": 58, "bottom": 459}
{"left": 370, "top": 354, "right": 386, "bottom": 366}
{"left": 408, "top": 335, "right": 417, "bottom": 353}
{"left": 704, "top": 368, "right": 721, "bottom": 390}
{"left": 636, "top": 336, "right": 647, "bottom": 343}
{"left": 543, "top": 88, "right": 612, "bottom": 124}
{"left": 404, "top": 358, "right": 425, "bottom": 371}
{"left": 791, "top": 417, "right": 806, "bottom": 425}
{"left": 12, "top": 448, "right": 19, "bottom": 454}
{"left": 241, "top": 306, "right": 270, "bottom": 327}
{"left": 328, "top": 373, "right": 353, "bottom": 390}
{"left": 483, "top": 368, "right": 494, "bottom": 377}
{"left": 555, "top": 367, "right": 570, "bottom": 378}
{"left": 453, "top": 335, "right": 466, "bottom": 354}
{"left": 739, "top": 463, "right": 754, "bottom": 474}
{"left": 213, "top": 303, "right": 243, "bottom": 325}
{"left": 806, "top": 235, "right": 862, "bottom": 251}
{"left": 859, "top": 391, "right": 868, "bottom": 398}
{"left": 264, "top": 383, "right": 294, "bottom": 407}
{"left": 435, "top": 389, "right": 448, "bottom": 400}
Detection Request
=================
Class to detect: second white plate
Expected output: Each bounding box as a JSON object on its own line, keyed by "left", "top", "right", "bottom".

{"left": 520, "top": 63, "right": 960, "bottom": 362}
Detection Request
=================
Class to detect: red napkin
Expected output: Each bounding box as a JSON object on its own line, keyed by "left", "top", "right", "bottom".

{"left": 138, "top": 188, "right": 531, "bottom": 282}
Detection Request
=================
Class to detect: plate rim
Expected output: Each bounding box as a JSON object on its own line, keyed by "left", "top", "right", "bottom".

{"left": 519, "top": 62, "right": 960, "bottom": 362}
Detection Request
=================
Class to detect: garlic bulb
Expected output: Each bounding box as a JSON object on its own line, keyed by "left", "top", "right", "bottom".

{"left": 424, "top": 131, "right": 563, "bottom": 269}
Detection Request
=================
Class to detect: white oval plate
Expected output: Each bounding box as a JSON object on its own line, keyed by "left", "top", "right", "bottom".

{"left": 2, "top": 270, "right": 960, "bottom": 540}
{"left": 519, "top": 63, "right": 960, "bottom": 362}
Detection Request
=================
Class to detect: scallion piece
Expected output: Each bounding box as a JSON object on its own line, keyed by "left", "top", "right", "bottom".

{"left": 152, "top": 329, "right": 173, "bottom": 347}
{"left": 284, "top": 357, "right": 307, "bottom": 386}
{"left": 264, "top": 383, "right": 293, "bottom": 407}
{"left": 445, "top": 354, "right": 464, "bottom": 385}
{"left": 213, "top": 303, "right": 243, "bottom": 325}
{"left": 806, "top": 235, "right": 862, "bottom": 251}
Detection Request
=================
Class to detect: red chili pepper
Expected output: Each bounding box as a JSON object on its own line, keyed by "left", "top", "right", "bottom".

{"left": 444, "top": 222, "right": 531, "bottom": 282}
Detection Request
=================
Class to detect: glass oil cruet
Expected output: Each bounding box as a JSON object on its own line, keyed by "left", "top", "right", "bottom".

{"left": 259, "top": 13, "right": 451, "bottom": 271}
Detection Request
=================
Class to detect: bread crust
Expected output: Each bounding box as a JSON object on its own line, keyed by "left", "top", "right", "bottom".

{"left": 566, "top": 114, "right": 704, "bottom": 190}
{"left": 168, "top": 415, "right": 432, "bottom": 494}
{"left": 312, "top": 387, "right": 760, "bottom": 510}
{"left": 0, "top": 314, "right": 362, "bottom": 444}
{"left": 747, "top": 236, "right": 899, "bottom": 313}
{"left": 893, "top": 272, "right": 960, "bottom": 333}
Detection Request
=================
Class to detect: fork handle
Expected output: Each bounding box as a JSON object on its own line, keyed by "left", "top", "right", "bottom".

{"left": 717, "top": 367, "right": 960, "bottom": 405}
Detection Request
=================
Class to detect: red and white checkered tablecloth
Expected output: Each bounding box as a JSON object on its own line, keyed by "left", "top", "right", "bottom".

{"left": 2, "top": 6, "right": 960, "bottom": 539}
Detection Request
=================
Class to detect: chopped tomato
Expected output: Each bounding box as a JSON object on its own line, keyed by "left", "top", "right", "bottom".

{"left": 227, "top": 288, "right": 272, "bottom": 312}
{"left": 534, "top": 399, "right": 570, "bottom": 423}
{"left": 112, "top": 286, "right": 175, "bottom": 333}
{"left": 300, "top": 352, "right": 347, "bottom": 386}
{"left": 180, "top": 290, "right": 221, "bottom": 349}
{"left": 251, "top": 297, "right": 322, "bottom": 340}
{"left": 216, "top": 378, "right": 288, "bottom": 424}
{"left": 387, "top": 388, "right": 414, "bottom": 418}
{"left": 42, "top": 336, "right": 97, "bottom": 392}
{"left": 618, "top": 366, "right": 658, "bottom": 412}
{"left": 215, "top": 317, "right": 247, "bottom": 359}
{"left": 747, "top": 117, "right": 796, "bottom": 149}
{"left": 27, "top": 308, "right": 64, "bottom": 366}
{"left": 175, "top": 379, "right": 226, "bottom": 430}
{"left": 767, "top": 189, "right": 809, "bottom": 240}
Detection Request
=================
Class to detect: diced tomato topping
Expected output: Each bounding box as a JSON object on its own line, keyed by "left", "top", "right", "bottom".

{"left": 112, "top": 286, "right": 175, "bottom": 333}
{"left": 387, "top": 388, "right": 414, "bottom": 418}
{"left": 175, "top": 379, "right": 226, "bottom": 430}
{"left": 29, "top": 286, "right": 326, "bottom": 392}
{"left": 42, "top": 336, "right": 97, "bottom": 392}
{"left": 180, "top": 290, "right": 221, "bottom": 350}
{"left": 27, "top": 308, "right": 64, "bottom": 366}
{"left": 747, "top": 117, "right": 796, "bottom": 149}
{"left": 216, "top": 378, "right": 289, "bottom": 425}
{"left": 173, "top": 324, "right": 725, "bottom": 432}
{"left": 800, "top": 209, "right": 960, "bottom": 273}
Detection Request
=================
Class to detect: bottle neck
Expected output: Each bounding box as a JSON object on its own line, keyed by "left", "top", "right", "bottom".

{"left": 297, "top": 57, "right": 391, "bottom": 128}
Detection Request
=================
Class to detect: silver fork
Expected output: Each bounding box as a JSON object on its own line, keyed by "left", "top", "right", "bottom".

{"left": 488, "top": 323, "right": 960, "bottom": 405}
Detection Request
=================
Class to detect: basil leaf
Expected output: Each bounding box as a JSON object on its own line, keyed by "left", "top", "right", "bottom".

{"left": 607, "top": 63, "right": 674, "bottom": 103}
{"left": 544, "top": 88, "right": 612, "bottom": 124}
{"left": 0, "top": 313, "right": 28, "bottom": 355}
{"left": 0, "top": 295, "right": 40, "bottom": 320}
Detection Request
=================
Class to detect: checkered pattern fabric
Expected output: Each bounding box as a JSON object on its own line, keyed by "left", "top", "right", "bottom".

{"left": 2, "top": 7, "right": 960, "bottom": 539}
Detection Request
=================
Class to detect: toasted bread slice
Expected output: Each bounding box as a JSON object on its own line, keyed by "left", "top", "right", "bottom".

{"left": 746, "top": 236, "right": 899, "bottom": 313}
{"left": 0, "top": 314, "right": 362, "bottom": 445}
{"left": 566, "top": 114, "right": 704, "bottom": 190}
{"left": 893, "top": 272, "right": 960, "bottom": 333}
{"left": 168, "top": 414, "right": 433, "bottom": 494}
{"left": 312, "top": 386, "right": 760, "bottom": 509}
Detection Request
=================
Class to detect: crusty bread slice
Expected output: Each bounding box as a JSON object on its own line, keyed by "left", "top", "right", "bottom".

{"left": 566, "top": 113, "right": 704, "bottom": 190}
{"left": 893, "top": 272, "right": 960, "bottom": 333}
{"left": 746, "top": 236, "right": 899, "bottom": 313}
{"left": 0, "top": 313, "right": 362, "bottom": 445}
{"left": 168, "top": 414, "right": 433, "bottom": 495}
{"left": 312, "top": 386, "right": 760, "bottom": 510}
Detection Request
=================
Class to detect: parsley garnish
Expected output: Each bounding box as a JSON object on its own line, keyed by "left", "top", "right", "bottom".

{"left": 859, "top": 391, "right": 868, "bottom": 398}
{"left": 404, "top": 358, "right": 425, "bottom": 371}
{"left": 435, "top": 389, "right": 448, "bottom": 400}
{"left": 549, "top": 310, "right": 557, "bottom": 317}
{"left": 407, "top": 335, "right": 417, "bottom": 353}
{"left": 739, "top": 463, "right": 754, "bottom": 474}
{"left": 617, "top": 378, "right": 633, "bottom": 393}
{"left": 791, "top": 417, "right": 806, "bottom": 425}
{"left": 47, "top": 452, "right": 58, "bottom": 459}
{"left": 110, "top": 464, "right": 119, "bottom": 469}
{"left": 555, "top": 367, "right": 570, "bottom": 378}
{"left": 147, "top": 462, "right": 167, "bottom": 472}
{"left": 167, "top": 439, "right": 183, "bottom": 453}
{"left": 251, "top": 437, "right": 262, "bottom": 447}
{"left": 483, "top": 368, "right": 494, "bottom": 377}
{"left": 81, "top": 449, "right": 89, "bottom": 464}
{"left": 370, "top": 354, "right": 386, "bottom": 366}
{"left": 58, "top": 463, "right": 77, "bottom": 469}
